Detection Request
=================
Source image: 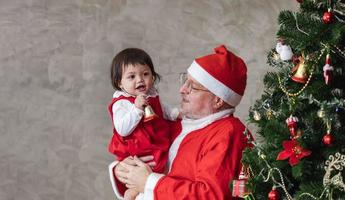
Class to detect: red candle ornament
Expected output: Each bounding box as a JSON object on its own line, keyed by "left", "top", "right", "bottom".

{"left": 323, "top": 54, "right": 334, "bottom": 85}
{"left": 286, "top": 115, "right": 299, "bottom": 138}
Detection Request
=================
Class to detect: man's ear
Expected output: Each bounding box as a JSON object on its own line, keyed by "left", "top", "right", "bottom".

{"left": 213, "top": 96, "right": 224, "bottom": 109}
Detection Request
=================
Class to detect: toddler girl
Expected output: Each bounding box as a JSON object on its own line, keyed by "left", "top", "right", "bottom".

{"left": 108, "top": 48, "right": 177, "bottom": 200}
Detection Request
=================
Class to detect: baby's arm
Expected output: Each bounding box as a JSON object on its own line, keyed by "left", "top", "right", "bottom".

{"left": 112, "top": 100, "right": 144, "bottom": 137}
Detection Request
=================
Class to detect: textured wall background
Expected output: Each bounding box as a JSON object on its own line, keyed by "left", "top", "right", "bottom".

{"left": 0, "top": 0, "right": 296, "bottom": 199}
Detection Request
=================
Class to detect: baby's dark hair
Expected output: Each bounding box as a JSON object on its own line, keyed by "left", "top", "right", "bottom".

{"left": 110, "top": 48, "right": 161, "bottom": 90}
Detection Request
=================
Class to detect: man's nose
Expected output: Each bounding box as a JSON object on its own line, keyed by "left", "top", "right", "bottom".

{"left": 179, "top": 83, "right": 188, "bottom": 94}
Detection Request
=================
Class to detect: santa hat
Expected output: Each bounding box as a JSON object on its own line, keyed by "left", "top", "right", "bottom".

{"left": 187, "top": 45, "right": 247, "bottom": 107}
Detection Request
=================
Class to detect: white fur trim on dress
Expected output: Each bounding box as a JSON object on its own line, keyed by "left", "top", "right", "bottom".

{"left": 188, "top": 60, "right": 242, "bottom": 106}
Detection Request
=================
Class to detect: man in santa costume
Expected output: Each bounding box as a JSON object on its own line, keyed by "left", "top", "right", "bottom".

{"left": 109, "top": 44, "right": 251, "bottom": 200}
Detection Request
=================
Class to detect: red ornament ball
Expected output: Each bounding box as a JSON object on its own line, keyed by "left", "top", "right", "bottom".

{"left": 296, "top": 0, "right": 303, "bottom": 3}
{"left": 323, "top": 11, "right": 333, "bottom": 24}
{"left": 268, "top": 189, "right": 280, "bottom": 200}
{"left": 323, "top": 133, "right": 333, "bottom": 146}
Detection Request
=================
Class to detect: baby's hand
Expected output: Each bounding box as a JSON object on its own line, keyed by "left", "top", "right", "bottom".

{"left": 134, "top": 94, "right": 148, "bottom": 110}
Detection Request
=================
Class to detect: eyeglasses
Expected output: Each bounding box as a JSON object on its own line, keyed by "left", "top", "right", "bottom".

{"left": 179, "top": 73, "right": 210, "bottom": 93}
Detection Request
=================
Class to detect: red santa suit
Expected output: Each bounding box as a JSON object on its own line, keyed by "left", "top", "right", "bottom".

{"left": 109, "top": 109, "right": 251, "bottom": 200}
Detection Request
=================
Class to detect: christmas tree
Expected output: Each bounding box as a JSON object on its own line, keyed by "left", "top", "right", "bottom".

{"left": 241, "top": 0, "right": 345, "bottom": 199}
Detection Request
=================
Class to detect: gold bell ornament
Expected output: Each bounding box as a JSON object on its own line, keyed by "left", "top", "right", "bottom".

{"left": 291, "top": 55, "right": 308, "bottom": 84}
{"left": 144, "top": 105, "right": 158, "bottom": 122}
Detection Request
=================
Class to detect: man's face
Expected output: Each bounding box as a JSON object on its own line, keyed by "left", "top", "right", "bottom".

{"left": 179, "top": 74, "right": 217, "bottom": 119}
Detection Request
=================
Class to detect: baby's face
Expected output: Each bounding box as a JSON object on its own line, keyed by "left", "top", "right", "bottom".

{"left": 119, "top": 63, "right": 154, "bottom": 96}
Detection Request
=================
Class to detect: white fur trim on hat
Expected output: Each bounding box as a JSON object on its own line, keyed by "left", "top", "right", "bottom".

{"left": 188, "top": 60, "right": 242, "bottom": 106}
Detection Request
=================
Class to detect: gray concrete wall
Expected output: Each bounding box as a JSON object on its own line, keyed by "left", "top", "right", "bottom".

{"left": 0, "top": 0, "right": 297, "bottom": 199}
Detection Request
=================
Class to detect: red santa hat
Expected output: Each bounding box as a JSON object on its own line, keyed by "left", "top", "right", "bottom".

{"left": 187, "top": 45, "right": 247, "bottom": 107}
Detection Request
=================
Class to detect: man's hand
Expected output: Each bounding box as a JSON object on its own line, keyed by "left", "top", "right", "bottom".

{"left": 118, "top": 156, "right": 153, "bottom": 193}
{"left": 115, "top": 156, "right": 135, "bottom": 184}
{"left": 115, "top": 156, "right": 156, "bottom": 189}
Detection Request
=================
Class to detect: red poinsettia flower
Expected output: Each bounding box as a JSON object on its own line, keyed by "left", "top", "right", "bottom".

{"left": 276, "top": 140, "right": 311, "bottom": 166}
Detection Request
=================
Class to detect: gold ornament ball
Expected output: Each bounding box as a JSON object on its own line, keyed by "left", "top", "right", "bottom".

{"left": 253, "top": 111, "right": 262, "bottom": 121}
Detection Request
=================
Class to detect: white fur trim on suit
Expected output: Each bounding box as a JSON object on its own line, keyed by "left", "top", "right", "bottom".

{"left": 188, "top": 60, "right": 242, "bottom": 106}
{"left": 108, "top": 161, "right": 124, "bottom": 200}
{"left": 143, "top": 173, "right": 165, "bottom": 200}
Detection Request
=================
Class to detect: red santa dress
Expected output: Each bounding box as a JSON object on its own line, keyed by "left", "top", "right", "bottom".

{"left": 108, "top": 94, "right": 170, "bottom": 170}
{"left": 108, "top": 94, "right": 171, "bottom": 196}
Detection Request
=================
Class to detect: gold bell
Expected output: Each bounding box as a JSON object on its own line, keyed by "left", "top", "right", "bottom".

{"left": 291, "top": 56, "right": 308, "bottom": 84}
{"left": 144, "top": 105, "right": 158, "bottom": 122}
